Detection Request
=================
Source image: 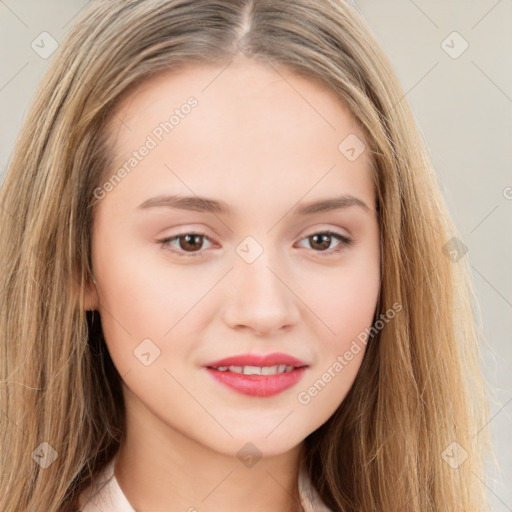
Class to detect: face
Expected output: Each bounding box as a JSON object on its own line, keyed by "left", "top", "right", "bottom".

{"left": 86, "top": 54, "right": 380, "bottom": 458}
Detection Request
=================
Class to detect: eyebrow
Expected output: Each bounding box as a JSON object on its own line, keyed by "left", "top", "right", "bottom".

{"left": 137, "top": 194, "right": 371, "bottom": 215}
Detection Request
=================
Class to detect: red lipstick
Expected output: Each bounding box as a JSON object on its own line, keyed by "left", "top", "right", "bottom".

{"left": 203, "top": 352, "right": 308, "bottom": 397}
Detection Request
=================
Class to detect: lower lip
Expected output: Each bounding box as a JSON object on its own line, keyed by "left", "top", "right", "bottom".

{"left": 204, "top": 367, "right": 307, "bottom": 397}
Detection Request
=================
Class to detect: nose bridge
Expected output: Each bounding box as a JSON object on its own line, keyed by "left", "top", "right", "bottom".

{"left": 223, "top": 236, "right": 298, "bottom": 334}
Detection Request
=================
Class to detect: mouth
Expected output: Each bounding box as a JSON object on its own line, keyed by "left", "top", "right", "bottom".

{"left": 203, "top": 352, "right": 309, "bottom": 397}
{"left": 208, "top": 364, "right": 301, "bottom": 375}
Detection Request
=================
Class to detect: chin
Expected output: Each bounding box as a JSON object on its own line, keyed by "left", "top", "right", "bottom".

{"left": 206, "top": 429, "right": 306, "bottom": 460}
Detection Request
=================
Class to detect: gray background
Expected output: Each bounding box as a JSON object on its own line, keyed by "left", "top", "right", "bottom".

{"left": 0, "top": 1, "right": 510, "bottom": 510}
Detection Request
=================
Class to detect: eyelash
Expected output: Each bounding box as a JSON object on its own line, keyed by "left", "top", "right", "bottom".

{"left": 158, "top": 230, "right": 353, "bottom": 258}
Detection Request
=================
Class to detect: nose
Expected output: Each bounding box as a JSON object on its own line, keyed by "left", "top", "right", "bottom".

{"left": 221, "top": 248, "right": 300, "bottom": 337}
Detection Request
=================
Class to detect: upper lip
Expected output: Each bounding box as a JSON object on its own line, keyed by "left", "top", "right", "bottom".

{"left": 204, "top": 352, "right": 308, "bottom": 368}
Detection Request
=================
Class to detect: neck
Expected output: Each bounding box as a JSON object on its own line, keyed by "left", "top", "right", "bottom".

{"left": 114, "top": 385, "right": 306, "bottom": 512}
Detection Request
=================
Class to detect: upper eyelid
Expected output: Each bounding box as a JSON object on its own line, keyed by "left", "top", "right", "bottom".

{"left": 161, "top": 227, "right": 350, "bottom": 243}
{"left": 160, "top": 229, "right": 352, "bottom": 255}
{"left": 162, "top": 223, "right": 352, "bottom": 239}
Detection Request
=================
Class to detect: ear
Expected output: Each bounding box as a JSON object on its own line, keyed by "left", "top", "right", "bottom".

{"left": 84, "top": 276, "right": 100, "bottom": 311}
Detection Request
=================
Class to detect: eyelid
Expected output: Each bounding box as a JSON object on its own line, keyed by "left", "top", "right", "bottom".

{"left": 158, "top": 230, "right": 215, "bottom": 258}
{"left": 158, "top": 227, "right": 354, "bottom": 258}
{"left": 294, "top": 230, "right": 353, "bottom": 256}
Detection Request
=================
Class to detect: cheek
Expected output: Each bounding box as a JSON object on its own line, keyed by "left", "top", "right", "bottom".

{"left": 302, "top": 256, "right": 380, "bottom": 346}
{"left": 294, "top": 256, "right": 379, "bottom": 414}
{"left": 324, "top": 275, "right": 378, "bottom": 343}
{"left": 92, "top": 237, "right": 217, "bottom": 374}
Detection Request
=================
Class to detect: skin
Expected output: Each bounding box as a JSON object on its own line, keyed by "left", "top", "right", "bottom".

{"left": 85, "top": 54, "right": 380, "bottom": 512}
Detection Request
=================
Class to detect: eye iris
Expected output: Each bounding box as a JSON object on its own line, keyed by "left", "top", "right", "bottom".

{"left": 310, "top": 233, "right": 331, "bottom": 251}
{"left": 179, "top": 234, "right": 203, "bottom": 252}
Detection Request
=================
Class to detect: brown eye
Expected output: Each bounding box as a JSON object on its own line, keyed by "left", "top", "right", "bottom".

{"left": 308, "top": 233, "right": 333, "bottom": 251}
{"left": 177, "top": 234, "right": 205, "bottom": 252}
{"left": 159, "top": 232, "right": 213, "bottom": 257}
{"left": 297, "top": 231, "right": 353, "bottom": 255}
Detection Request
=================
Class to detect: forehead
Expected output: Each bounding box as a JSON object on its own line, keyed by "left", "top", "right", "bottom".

{"left": 102, "top": 55, "right": 374, "bottom": 210}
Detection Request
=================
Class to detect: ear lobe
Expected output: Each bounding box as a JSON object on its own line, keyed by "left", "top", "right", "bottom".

{"left": 84, "top": 277, "right": 99, "bottom": 311}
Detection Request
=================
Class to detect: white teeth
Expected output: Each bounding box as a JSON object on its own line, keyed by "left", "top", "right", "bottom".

{"left": 212, "top": 365, "right": 295, "bottom": 375}
{"left": 242, "top": 365, "right": 263, "bottom": 375}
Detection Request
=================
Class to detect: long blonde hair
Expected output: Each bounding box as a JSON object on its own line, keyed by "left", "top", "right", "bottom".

{"left": 0, "top": 1, "right": 493, "bottom": 510}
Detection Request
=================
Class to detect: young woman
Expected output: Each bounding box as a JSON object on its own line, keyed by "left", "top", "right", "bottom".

{"left": 0, "top": 1, "right": 493, "bottom": 511}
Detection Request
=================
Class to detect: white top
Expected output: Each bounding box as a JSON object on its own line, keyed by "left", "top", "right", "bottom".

{"left": 77, "top": 454, "right": 333, "bottom": 512}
